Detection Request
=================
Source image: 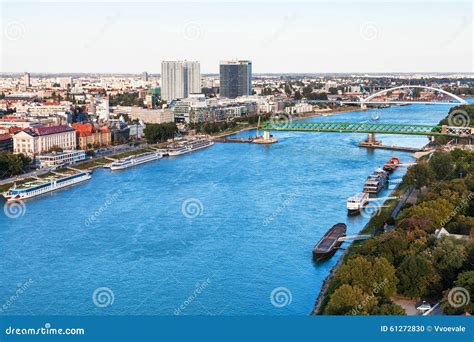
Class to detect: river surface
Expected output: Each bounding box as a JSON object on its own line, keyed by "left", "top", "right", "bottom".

{"left": 1, "top": 100, "right": 472, "bottom": 315}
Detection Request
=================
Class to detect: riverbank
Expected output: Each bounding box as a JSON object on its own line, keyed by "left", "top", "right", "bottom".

{"left": 311, "top": 178, "right": 407, "bottom": 315}
{"left": 311, "top": 148, "right": 432, "bottom": 315}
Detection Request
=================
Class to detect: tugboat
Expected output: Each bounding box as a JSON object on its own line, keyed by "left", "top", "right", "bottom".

{"left": 383, "top": 157, "right": 400, "bottom": 172}
{"left": 312, "top": 223, "right": 347, "bottom": 261}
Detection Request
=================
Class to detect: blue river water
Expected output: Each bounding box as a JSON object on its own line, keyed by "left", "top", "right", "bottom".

{"left": 0, "top": 100, "right": 472, "bottom": 316}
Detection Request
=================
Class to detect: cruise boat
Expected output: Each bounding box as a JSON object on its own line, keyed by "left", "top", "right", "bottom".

{"left": 167, "top": 138, "right": 214, "bottom": 156}
{"left": 346, "top": 192, "right": 369, "bottom": 214}
{"left": 2, "top": 171, "right": 92, "bottom": 201}
{"left": 185, "top": 138, "right": 214, "bottom": 152}
{"left": 363, "top": 169, "right": 388, "bottom": 194}
{"left": 166, "top": 143, "right": 189, "bottom": 156}
{"left": 312, "top": 223, "right": 347, "bottom": 261}
{"left": 109, "top": 151, "right": 162, "bottom": 171}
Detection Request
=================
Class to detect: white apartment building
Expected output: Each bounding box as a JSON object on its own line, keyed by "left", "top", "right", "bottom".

{"left": 161, "top": 60, "right": 201, "bottom": 102}
{"left": 285, "top": 103, "right": 314, "bottom": 115}
{"left": 13, "top": 125, "right": 77, "bottom": 157}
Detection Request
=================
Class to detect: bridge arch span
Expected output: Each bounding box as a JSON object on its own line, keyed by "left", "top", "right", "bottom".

{"left": 362, "top": 85, "right": 467, "bottom": 104}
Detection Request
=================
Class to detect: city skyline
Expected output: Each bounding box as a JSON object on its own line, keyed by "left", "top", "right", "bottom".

{"left": 1, "top": 1, "right": 472, "bottom": 74}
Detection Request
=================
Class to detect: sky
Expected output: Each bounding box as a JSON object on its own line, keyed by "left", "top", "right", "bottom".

{"left": 0, "top": 0, "right": 472, "bottom": 73}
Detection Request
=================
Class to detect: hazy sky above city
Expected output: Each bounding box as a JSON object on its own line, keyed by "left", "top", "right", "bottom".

{"left": 0, "top": 0, "right": 472, "bottom": 73}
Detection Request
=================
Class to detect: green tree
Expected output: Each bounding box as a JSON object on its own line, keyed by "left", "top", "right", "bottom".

{"left": 325, "top": 285, "right": 377, "bottom": 315}
{"left": 404, "top": 161, "right": 435, "bottom": 189}
{"left": 429, "top": 152, "right": 455, "bottom": 180}
{"left": 332, "top": 256, "right": 398, "bottom": 297}
{"left": 397, "top": 254, "right": 434, "bottom": 298}
{"left": 432, "top": 237, "right": 468, "bottom": 286}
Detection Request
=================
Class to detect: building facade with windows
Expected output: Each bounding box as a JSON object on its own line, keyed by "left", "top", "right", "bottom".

{"left": 71, "top": 123, "right": 111, "bottom": 150}
{"left": 13, "top": 125, "right": 77, "bottom": 157}
{"left": 161, "top": 60, "right": 201, "bottom": 102}
{"left": 219, "top": 60, "right": 252, "bottom": 99}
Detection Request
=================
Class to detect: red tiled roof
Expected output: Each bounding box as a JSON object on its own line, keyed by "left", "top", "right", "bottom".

{"left": 33, "top": 125, "right": 74, "bottom": 136}
{"left": 0, "top": 133, "right": 12, "bottom": 141}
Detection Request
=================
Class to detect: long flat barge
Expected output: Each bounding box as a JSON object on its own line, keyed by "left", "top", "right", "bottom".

{"left": 312, "top": 223, "right": 347, "bottom": 261}
{"left": 358, "top": 141, "right": 421, "bottom": 152}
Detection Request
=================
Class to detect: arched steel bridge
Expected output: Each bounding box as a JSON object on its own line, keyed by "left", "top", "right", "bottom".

{"left": 304, "top": 85, "right": 468, "bottom": 105}
{"left": 261, "top": 121, "right": 473, "bottom": 137}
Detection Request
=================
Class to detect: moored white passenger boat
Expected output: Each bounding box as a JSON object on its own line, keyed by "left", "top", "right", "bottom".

{"left": 346, "top": 192, "right": 369, "bottom": 214}
{"left": 2, "top": 171, "right": 92, "bottom": 201}
{"left": 166, "top": 138, "right": 214, "bottom": 156}
{"left": 109, "top": 152, "right": 162, "bottom": 171}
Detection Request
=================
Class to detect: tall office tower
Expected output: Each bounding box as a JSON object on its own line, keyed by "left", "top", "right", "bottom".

{"left": 23, "top": 72, "right": 31, "bottom": 87}
{"left": 142, "top": 71, "right": 148, "bottom": 82}
{"left": 161, "top": 60, "right": 201, "bottom": 102}
{"left": 219, "top": 60, "right": 252, "bottom": 99}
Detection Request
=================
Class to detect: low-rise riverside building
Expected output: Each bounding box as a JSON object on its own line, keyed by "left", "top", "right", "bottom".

{"left": 13, "top": 125, "right": 77, "bottom": 157}
{"left": 71, "top": 123, "right": 111, "bottom": 150}
{"left": 172, "top": 97, "right": 258, "bottom": 123}
{"left": 130, "top": 107, "right": 174, "bottom": 124}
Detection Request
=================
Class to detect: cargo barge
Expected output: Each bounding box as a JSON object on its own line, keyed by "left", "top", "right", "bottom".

{"left": 312, "top": 223, "right": 347, "bottom": 261}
